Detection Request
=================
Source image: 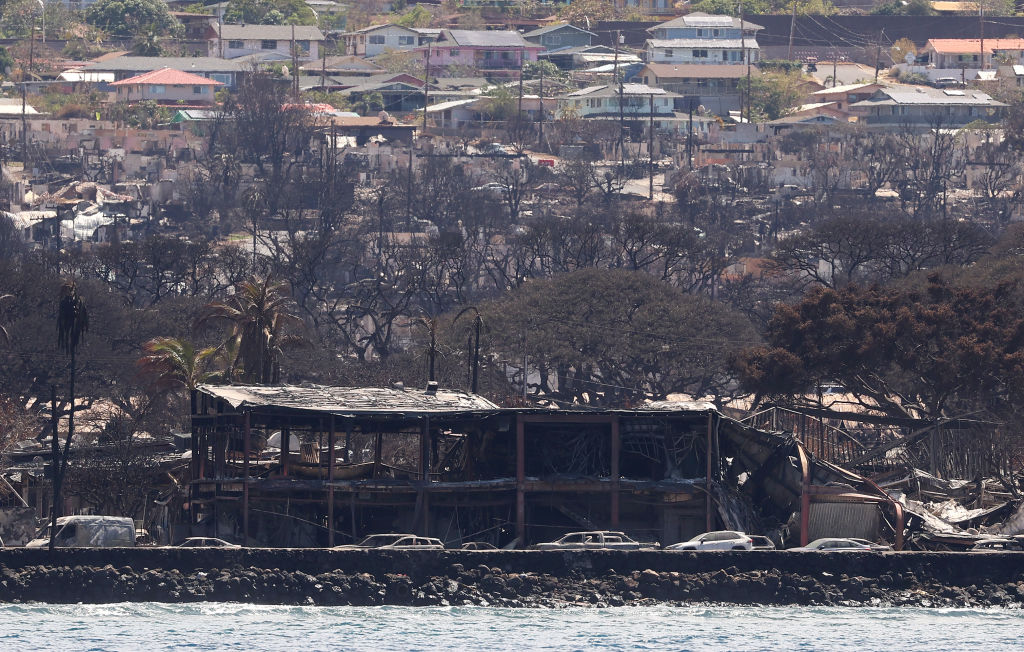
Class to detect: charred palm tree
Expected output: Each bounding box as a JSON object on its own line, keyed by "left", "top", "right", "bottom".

{"left": 198, "top": 276, "right": 304, "bottom": 384}
{"left": 51, "top": 280, "right": 88, "bottom": 551}
{"left": 137, "top": 337, "right": 216, "bottom": 393}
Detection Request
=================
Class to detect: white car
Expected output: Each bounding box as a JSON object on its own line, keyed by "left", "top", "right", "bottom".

{"left": 788, "top": 538, "right": 872, "bottom": 552}
{"left": 176, "top": 537, "right": 240, "bottom": 548}
{"left": 667, "top": 531, "right": 753, "bottom": 551}
{"left": 533, "top": 531, "right": 655, "bottom": 550}
{"left": 332, "top": 534, "right": 445, "bottom": 550}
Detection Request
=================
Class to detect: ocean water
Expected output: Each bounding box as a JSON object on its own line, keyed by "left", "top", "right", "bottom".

{"left": 0, "top": 603, "right": 1020, "bottom": 651}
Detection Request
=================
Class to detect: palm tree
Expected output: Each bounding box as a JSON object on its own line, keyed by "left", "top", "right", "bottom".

{"left": 52, "top": 280, "right": 88, "bottom": 551}
{"left": 198, "top": 276, "right": 304, "bottom": 384}
{"left": 137, "top": 337, "right": 216, "bottom": 393}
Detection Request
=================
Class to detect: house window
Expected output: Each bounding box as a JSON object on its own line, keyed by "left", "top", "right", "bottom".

{"left": 261, "top": 40, "right": 277, "bottom": 50}
{"left": 712, "top": 29, "right": 720, "bottom": 37}
{"left": 193, "top": 86, "right": 207, "bottom": 94}
{"left": 545, "top": 35, "right": 560, "bottom": 45}
{"left": 663, "top": 49, "right": 673, "bottom": 57}
{"left": 297, "top": 40, "right": 310, "bottom": 53}
{"left": 398, "top": 35, "right": 415, "bottom": 46}
{"left": 151, "top": 85, "right": 165, "bottom": 94}
{"left": 227, "top": 40, "right": 243, "bottom": 49}
{"left": 693, "top": 49, "right": 708, "bottom": 58}
{"left": 369, "top": 35, "right": 385, "bottom": 45}
{"left": 450, "top": 49, "right": 459, "bottom": 56}
{"left": 210, "top": 73, "right": 232, "bottom": 85}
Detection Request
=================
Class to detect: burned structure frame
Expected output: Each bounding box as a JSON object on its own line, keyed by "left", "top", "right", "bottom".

{"left": 188, "top": 384, "right": 904, "bottom": 548}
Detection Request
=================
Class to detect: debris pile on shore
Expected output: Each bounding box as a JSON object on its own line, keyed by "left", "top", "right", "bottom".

{"left": 3, "top": 562, "right": 1024, "bottom": 608}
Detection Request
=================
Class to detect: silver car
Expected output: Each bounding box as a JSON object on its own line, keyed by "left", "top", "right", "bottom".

{"left": 333, "top": 534, "right": 444, "bottom": 550}
{"left": 788, "top": 538, "right": 872, "bottom": 552}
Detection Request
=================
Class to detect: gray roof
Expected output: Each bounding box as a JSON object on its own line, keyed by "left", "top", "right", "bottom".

{"left": 651, "top": 13, "right": 763, "bottom": 32}
{"left": 646, "top": 39, "right": 758, "bottom": 49}
{"left": 523, "top": 23, "right": 596, "bottom": 38}
{"left": 440, "top": 29, "right": 534, "bottom": 48}
{"left": 851, "top": 86, "right": 1007, "bottom": 107}
{"left": 216, "top": 24, "right": 324, "bottom": 41}
{"left": 198, "top": 384, "right": 500, "bottom": 416}
{"left": 82, "top": 56, "right": 243, "bottom": 73}
{"left": 565, "top": 83, "right": 673, "bottom": 98}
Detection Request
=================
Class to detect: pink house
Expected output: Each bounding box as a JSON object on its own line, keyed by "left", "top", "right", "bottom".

{"left": 110, "top": 67, "right": 222, "bottom": 105}
{"left": 419, "top": 29, "right": 544, "bottom": 78}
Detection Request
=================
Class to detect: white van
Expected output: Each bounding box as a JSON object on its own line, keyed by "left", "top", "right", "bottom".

{"left": 26, "top": 516, "right": 136, "bottom": 548}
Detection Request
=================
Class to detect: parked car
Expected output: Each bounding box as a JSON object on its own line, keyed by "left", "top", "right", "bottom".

{"left": 788, "top": 538, "right": 872, "bottom": 552}
{"left": 332, "top": 534, "right": 444, "bottom": 550}
{"left": 26, "top": 516, "right": 136, "bottom": 548}
{"left": 533, "top": 531, "right": 655, "bottom": 550}
{"left": 933, "top": 77, "right": 964, "bottom": 89}
{"left": 666, "top": 531, "right": 752, "bottom": 551}
{"left": 848, "top": 538, "right": 892, "bottom": 551}
{"left": 749, "top": 535, "right": 777, "bottom": 550}
{"left": 971, "top": 538, "right": 1024, "bottom": 552}
{"left": 177, "top": 537, "right": 240, "bottom": 549}
{"left": 460, "top": 541, "right": 498, "bottom": 550}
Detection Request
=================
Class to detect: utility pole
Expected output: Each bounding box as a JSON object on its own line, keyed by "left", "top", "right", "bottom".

{"left": 874, "top": 28, "right": 883, "bottom": 83}
{"left": 22, "top": 14, "right": 35, "bottom": 169}
{"left": 291, "top": 25, "right": 299, "bottom": 100}
{"left": 832, "top": 46, "right": 838, "bottom": 88}
{"left": 980, "top": 4, "right": 986, "bottom": 71}
{"left": 537, "top": 62, "right": 544, "bottom": 147}
{"left": 687, "top": 102, "right": 694, "bottom": 171}
{"left": 218, "top": 18, "right": 223, "bottom": 58}
{"left": 320, "top": 50, "right": 326, "bottom": 91}
{"left": 648, "top": 92, "right": 654, "bottom": 200}
{"left": 422, "top": 43, "right": 431, "bottom": 129}
{"left": 616, "top": 31, "right": 625, "bottom": 170}
{"left": 787, "top": 0, "right": 796, "bottom": 61}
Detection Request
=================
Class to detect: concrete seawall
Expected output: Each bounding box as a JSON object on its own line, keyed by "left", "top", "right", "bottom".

{"left": 1, "top": 549, "right": 1023, "bottom": 607}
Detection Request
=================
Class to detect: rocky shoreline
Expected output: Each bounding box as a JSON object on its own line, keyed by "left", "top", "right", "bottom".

{"left": 1, "top": 550, "right": 1023, "bottom": 608}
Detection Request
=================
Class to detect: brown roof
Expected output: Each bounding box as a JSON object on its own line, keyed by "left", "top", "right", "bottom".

{"left": 640, "top": 63, "right": 757, "bottom": 79}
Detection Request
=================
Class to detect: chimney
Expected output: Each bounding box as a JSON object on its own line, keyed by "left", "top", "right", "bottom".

{"left": 425, "top": 381, "right": 439, "bottom": 394}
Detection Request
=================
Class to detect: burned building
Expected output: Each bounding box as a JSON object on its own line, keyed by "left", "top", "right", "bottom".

{"left": 188, "top": 384, "right": 904, "bottom": 548}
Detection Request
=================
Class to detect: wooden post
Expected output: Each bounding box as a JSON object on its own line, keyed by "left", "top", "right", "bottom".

{"left": 328, "top": 415, "right": 335, "bottom": 547}
{"left": 515, "top": 415, "right": 525, "bottom": 545}
{"left": 373, "top": 431, "right": 383, "bottom": 478}
{"left": 242, "top": 411, "right": 250, "bottom": 545}
{"left": 705, "top": 411, "right": 713, "bottom": 532}
{"left": 420, "top": 415, "right": 431, "bottom": 480}
{"left": 281, "top": 427, "right": 290, "bottom": 476}
{"left": 610, "top": 417, "right": 620, "bottom": 529}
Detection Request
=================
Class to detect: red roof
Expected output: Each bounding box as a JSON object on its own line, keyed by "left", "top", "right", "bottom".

{"left": 926, "top": 38, "right": 1024, "bottom": 55}
{"left": 110, "top": 67, "right": 223, "bottom": 87}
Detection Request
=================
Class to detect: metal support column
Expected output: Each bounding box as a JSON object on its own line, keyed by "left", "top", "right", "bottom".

{"left": 610, "top": 417, "right": 620, "bottom": 528}
{"left": 515, "top": 415, "right": 525, "bottom": 545}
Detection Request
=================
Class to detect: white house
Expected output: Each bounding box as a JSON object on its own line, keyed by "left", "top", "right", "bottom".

{"left": 644, "top": 13, "right": 761, "bottom": 65}
{"left": 210, "top": 24, "right": 325, "bottom": 61}
{"left": 342, "top": 24, "right": 439, "bottom": 57}
{"left": 559, "top": 83, "right": 677, "bottom": 119}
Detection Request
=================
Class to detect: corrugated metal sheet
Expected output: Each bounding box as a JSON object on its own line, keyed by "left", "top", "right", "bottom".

{"left": 807, "top": 501, "right": 880, "bottom": 541}
{"left": 197, "top": 384, "right": 500, "bottom": 415}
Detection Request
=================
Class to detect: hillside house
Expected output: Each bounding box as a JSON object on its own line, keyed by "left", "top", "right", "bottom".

{"left": 848, "top": 85, "right": 1007, "bottom": 126}
{"left": 79, "top": 56, "right": 242, "bottom": 89}
{"left": 418, "top": 30, "right": 544, "bottom": 77}
{"left": 109, "top": 68, "right": 223, "bottom": 105}
{"left": 922, "top": 38, "right": 1024, "bottom": 70}
{"left": 210, "top": 24, "right": 325, "bottom": 61}
{"left": 637, "top": 63, "right": 755, "bottom": 115}
{"left": 645, "top": 13, "right": 762, "bottom": 65}
{"left": 559, "top": 83, "right": 676, "bottom": 119}
{"left": 523, "top": 23, "right": 595, "bottom": 52}
{"left": 342, "top": 24, "right": 439, "bottom": 57}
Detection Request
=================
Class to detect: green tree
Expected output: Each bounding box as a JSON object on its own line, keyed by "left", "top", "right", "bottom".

{"left": 85, "top": 0, "right": 182, "bottom": 39}
{"left": 224, "top": 0, "right": 316, "bottom": 25}
{"left": 198, "top": 276, "right": 305, "bottom": 385}
{"left": 741, "top": 70, "right": 803, "bottom": 121}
